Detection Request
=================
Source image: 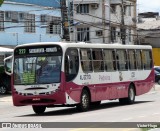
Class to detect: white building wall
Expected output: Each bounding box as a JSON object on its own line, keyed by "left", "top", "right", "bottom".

{"left": 71, "top": 0, "right": 110, "bottom": 44}
{"left": 71, "top": 0, "right": 136, "bottom": 44}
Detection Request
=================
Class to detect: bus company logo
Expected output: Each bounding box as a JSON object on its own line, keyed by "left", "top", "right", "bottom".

{"left": 2, "top": 123, "right": 11, "bottom": 128}
{"left": 119, "top": 72, "right": 123, "bottom": 81}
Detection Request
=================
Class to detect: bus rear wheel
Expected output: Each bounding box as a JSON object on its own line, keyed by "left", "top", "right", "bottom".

{"left": 77, "top": 89, "right": 90, "bottom": 112}
{"left": 32, "top": 105, "right": 46, "bottom": 114}
{"left": 119, "top": 85, "right": 135, "bottom": 105}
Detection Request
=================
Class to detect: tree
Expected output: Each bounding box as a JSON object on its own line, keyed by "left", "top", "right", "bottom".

{"left": 0, "top": 0, "right": 4, "bottom": 6}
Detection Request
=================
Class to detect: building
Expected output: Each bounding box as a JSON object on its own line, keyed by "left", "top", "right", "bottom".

{"left": 69, "top": 0, "right": 137, "bottom": 44}
{"left": 110, "top": 0, "right": 137, "bottom": 45}
{"left": 0, "top": 0, "right": 61, "bottom": 47}
{"left": 137, "top": 12, "right": 160, "bottom": 66}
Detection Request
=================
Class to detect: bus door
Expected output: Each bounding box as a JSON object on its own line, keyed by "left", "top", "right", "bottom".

{"left": 65, "top": 48, "right": 80, "bottom": 102}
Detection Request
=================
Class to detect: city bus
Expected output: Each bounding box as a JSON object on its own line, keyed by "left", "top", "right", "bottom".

{"left": 4, "top": 42, "right": 155, "bottom": 114}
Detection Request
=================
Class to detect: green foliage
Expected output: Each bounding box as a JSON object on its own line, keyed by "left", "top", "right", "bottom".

{"left": 0, "top": 0, "right": 4, "bottom": 6}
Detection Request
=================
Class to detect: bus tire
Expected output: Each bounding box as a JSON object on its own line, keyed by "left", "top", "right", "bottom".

{"left": 0, "top": 85, "right": 7, "bottom": 94}
{"left": 32, "top": 105, "right": 46, "bottom": 114}
{"left": 119, "top": 85, "right": 135, "bottom": 105}
{"left": 77, "top": 89, "right": 90, "bottom": 112}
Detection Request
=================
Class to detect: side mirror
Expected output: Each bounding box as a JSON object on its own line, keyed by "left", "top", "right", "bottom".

{"left": 4, "top": 55, "right": 13, "bottom": 75}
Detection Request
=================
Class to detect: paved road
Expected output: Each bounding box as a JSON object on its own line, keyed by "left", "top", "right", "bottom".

{"left": 0, "top": 84, "right": 160, "bottom": 131}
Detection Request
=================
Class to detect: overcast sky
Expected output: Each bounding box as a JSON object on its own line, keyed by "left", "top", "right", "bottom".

{"left": 137, "top": 0, "right": 160, "bottom": 14}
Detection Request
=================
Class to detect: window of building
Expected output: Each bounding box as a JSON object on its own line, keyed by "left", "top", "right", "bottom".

{"left": 103, "top": 50, "right": 116, "bottom": 71}
{"left": 5, "top": 11, "right": 18, "bottom": 23}
{"left": 77, "top": 4, "right": 89, "bottom": 14}
{"left": 46, "top": 16, "right": 61, "bottom": 34}
{"left": 129, "top": 29, "right": 131, "bottom": 42}
{"left": 116, "top": 50, "right": 128, "bottom": 70}
{"left": 5, "top": 11, "right": 11, "bottom": 21}
{"left": 41, "top": 15, "right": 47, "bottom": 25}
{"left": 77, "top": 27, "right": 90, "bottom": 42}
{"left": 0, "top": 11, "right": 4, "bottom": 31}
{"left": 19, "top": 12, "right": 25, "bottom": 21}
{"left": 11, "top": 11, "right": 18, "bottom": 23}
{"left": 24, "top": 14, "right": 35, "bottom": 33}
{"left": 111, "top": 27, "right": 116, "bottom": 43}
{"left": 128, "top": 6, "right": 131, "bottom": 16}
{"left": 128, "top": 50, "right": 136, "bottom": 70}
{"left": 80, "top": 49, "right": 92, "bottom": 72}
{"left": 92, "top": 49, "right": 104, "bottom": 72}
{"left": 110, "top": 4, "right": 116, "bottom": 13}
{"left": 123, "top": 6, "right": 127, "bottom": 16}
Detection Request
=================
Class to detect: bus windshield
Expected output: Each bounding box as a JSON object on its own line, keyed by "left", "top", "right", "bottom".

{"left": 14, "top": 55, "right": 62, "bottom": 85}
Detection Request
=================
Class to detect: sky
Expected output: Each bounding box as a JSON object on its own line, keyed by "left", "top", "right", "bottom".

{"left": 137, "top": 0, "right": 160, "bottom": 14}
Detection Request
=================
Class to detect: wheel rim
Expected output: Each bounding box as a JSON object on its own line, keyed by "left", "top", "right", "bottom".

{"left": 82, "top": 93, "right": 89, "bottom": 109}
{"left": 0, "top": 86, "right": 6, "bottom": 94}
{"left": 129, "top": 88, "right": 134, "bottom": 101}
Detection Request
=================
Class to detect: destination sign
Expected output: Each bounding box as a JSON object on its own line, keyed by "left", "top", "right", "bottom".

{"left": 14, "top": 45, "right": 62, "bottom": 56}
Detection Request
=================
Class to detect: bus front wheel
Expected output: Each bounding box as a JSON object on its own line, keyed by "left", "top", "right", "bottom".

{"left": 119, "top": 85, "right": 135, "bottom": 105}
{"left": 32, "top": 105, "right": 46, "bottom": 114}
{"left": 77, "top": 89, "right": 90, "bottom": 112}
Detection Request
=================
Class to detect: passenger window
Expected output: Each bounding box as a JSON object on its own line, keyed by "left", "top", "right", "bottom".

{"left": 65, "top": 48, "right": 79, "bottom": 82}
{"left": 80, "top": 49, "right": 92, "bottom": 72}
{"left": 136, "top": 50, "right": 143, "bottom": 70}
{"left": 116, "top": 50, "right": 128, "bottom": 71}
{"left": 103, "top": 50, "right": 116, "bottom": 71}
{"left": 128, "top": 50, "right": 136, "bottom": 70}
{"left": 142, "top": 50, "right": 152, "bottom": 69}
{"left": 92, "top": 49, "right": 104, "bottom": 72}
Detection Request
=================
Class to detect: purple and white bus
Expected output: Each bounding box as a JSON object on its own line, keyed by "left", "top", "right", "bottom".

{"left": 4, "top": 42, "right": 154, "bottom": 114}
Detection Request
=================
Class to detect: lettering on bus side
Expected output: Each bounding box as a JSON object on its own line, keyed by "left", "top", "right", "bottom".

{"left": 80, "top": 74, "right": 91, "bottom": 80}
{"left": 131, "top": 72, "right": 135, "bottom": 78}
{"left": 99, "top": 75, "right": 111, "bottom": 81}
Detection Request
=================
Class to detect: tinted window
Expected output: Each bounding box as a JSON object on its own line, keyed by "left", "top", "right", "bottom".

{"left": 116, "top": 50, "right": 128, "bottom": 71}
{"left": 65, "top": 48, "right": 79, "bottom": 82}
{"left": 128, "top": 50, "right": 136, "bottom": 70}
{"left": 142, "top": 50, "right": 152, "bottom": 69}
{"left": 80, "top": 49, "right": 92, "bottom": 72}
{"left": 92, "top": 49, "right": 104, "bottom": 72}
{"left": 103, "top": 49, "right": 116, "bottom": 71}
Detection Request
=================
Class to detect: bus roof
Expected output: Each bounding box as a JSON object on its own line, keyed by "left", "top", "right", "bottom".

{"left": 14, "top": 42, "right": 152, "bottom": 50}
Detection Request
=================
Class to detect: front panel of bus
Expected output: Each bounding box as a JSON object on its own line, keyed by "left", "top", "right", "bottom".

{"left": 12, "top": 45, "right": 66, "bottom": 106}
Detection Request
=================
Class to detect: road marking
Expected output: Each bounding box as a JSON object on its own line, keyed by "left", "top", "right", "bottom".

{"left": 122, "top": 117, "right": 133, "bottom": 121}
{"left": 153, "top": 113, "right": 160, "bottom": 115}
{"left": 139, "top": 115, "right": 146, "bottom": 118}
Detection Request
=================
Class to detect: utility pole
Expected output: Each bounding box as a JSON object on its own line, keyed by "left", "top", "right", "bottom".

{"left": 102, "top": 0, "right": 106, "bottom": 43}
{"left": 121, "top": 0, "right": 126, "bottom": 44}
{"left": 60, "top": 0, "right": 70, "bottom": 41}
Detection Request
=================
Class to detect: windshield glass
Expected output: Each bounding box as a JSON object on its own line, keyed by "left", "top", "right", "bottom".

{"left": 14, "top": 56, "right": 62, "bottom": 85}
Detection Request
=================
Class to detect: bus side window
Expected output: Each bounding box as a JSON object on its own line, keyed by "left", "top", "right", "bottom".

{"left": 80, "top": 49, "right": 93, "bottom": 72}
{"left": 65, "top": 48, "right": 79, "bottom": 82}
{"left": 112, "top": 50, "right": 117, "bottom": 71}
